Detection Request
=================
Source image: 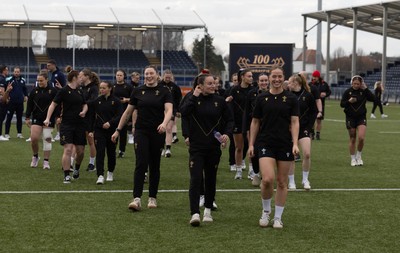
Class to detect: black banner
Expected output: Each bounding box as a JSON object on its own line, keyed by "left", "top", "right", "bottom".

{"left": 229, "top": 43, "right": 293, "bottom": 79}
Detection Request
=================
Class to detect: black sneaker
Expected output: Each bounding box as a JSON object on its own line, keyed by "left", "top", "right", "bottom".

{"left": 87, "top": 164, "right": 96, "bottom": 172}
{"left": 64, "top": 175, "right": 71, "bottom": 184}
{"left": 172, "top": 136, "right": 179, "bottom": 143}
{"left": 295, "top": 154, "right": 301, "bottom": 162}
{"left": 316, "top": 133, "right": 320, "bottom": 140}
{"left": 118, "top": 151, "right": 125, "bottom": 158}
{"left": 72, "top": 169, "right": 80, "bottom": 179}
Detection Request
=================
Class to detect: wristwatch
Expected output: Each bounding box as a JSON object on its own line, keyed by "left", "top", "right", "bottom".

{"left": 116, "top": 128, "right": 121, "bottom": 133}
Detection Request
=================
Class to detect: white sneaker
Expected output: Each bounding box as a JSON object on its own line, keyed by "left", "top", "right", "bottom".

{"left": 357, "top": 157, "right": 364, "bottom": 166}
{"left": 241, "top": 160, "right": 246, "bottom": 170}
{"left": 199, "top": 195, "right": 205, "bottom": 207}
{"left": 273, "top": 218, "right": 284, "bottom": 229}
{"left": 230, "top": 165, "right": 236, "bottom": 172}
{"left": 128, "top": 197, "right": 141, "bottom": 211}
{"left": 234, "top": 168, "right": 242, "bottom": 180}
{"left": 164, "top": 149, "right": 171, "bottom": 158}
{"left": 259, "top": 211, "right": 270, "bottom": 228}
{"left": 0, "top": 135, "right": 9, "bottom": 141}
{"left": 106, "top": 171, "right": 114, "bottom": 181}
{"left": 26, "top": 137, "right": 31, "bottom": 142}
{"left": 54, "top": 133, "right": 60, "bottom": 141}
{"left": 43, "top": 160, "right": 50, "bottom": 170}
{"left": 212, "top": 201, "right": 218, "bottom": 210}
{"left": 248, "top": 167, "right": 256, "bottom": 180}
{"left": 370, "top": 113, "right": 376, "bottom": 119}
{"left": 203, "top": 209, "right": 213, "bottom": 222}
{"left": 148, "top": 197, "right": 157, "bottom": 208}
{"left": 351, "top": 159, "right": 357, "bottom": 167}
{"left": 161, "top": 149, "right": 166, "bottom": 157}
{"left": 4, "top": 134, "right": 10, "bottom": 139}
{"left": 128, "top": 134, "right": 134, "bottom": 144}
{"left": 381, "top": 114, "right": 388, "bottom": 118}
{"left": 288, "top": 182, "right": 297, "bottom": 190}
{"left": 30, "top": 156, "right": 40, "bottom": 168}
{"left": 190, "top": 213, "right": 201, "bottom": 227}
{"left": 96, "top": 175, "right": 105, "bottom": 185}
{"left": 302, "top": 180, "right": 311, "bottom": 190}
{"left": 252, "top": 174, "right": 261, "bottom": 187}
{"left": 17, "top": 133, "right": 24, "bottom": 138}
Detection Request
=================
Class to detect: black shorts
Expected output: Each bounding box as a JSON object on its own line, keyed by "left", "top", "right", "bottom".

{"left": 257, "top": 145, "right": 294, "bottom": 161}
{"left": 346, "top": 115, "right": 367, "bottom": 129}
{"left": 60, "top": 123, "right": 87, "bottom": 146}
{"left": 298, "top": 127, "right": 311, "bottom": 140}
{"left": 32, "top": 118, "right": 55, "bottom": 128}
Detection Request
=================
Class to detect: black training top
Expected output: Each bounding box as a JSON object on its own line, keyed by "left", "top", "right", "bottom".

{"left": 113, "top": 82, "right": 133, "bottom": 110}
{"left": 291, "top": 88, "right": 317, "bottom": 131}
{"left": 160, "top": 80, "right": 182, "bottom": 114}
{"left": 180, "top": 92, "right": 233, "bottom": 150}
{"left": 340, "top": 87, "right": 375, "bottom": 118}
{"left": 53, "top": 85, "right": 86, "bottom": 125}
{"left": 253, "top": 90, "right": 299, "bottom": 148}
{"left": 88, "top": 94, "right": 123, "bottom": 132}
{"left": 243, "top": 86, "right": 266, "bottom": 133}
{"left": 229, "top": 85, "right": 252, "bottom": 127}
{"left": 26, "top": 85, "right": 58, "bottom": 123}
{"left": 129, "top": 84, "right": 173, "bottom": 131}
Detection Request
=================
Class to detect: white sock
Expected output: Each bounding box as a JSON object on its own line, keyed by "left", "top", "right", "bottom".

{"left": 302, "top": 171, "right": 309, "bottom": 183}
{"left": 262, "top": 198, "right": 272, "bottom": 213}
{"left": 204, "top": 208, "right": 211, "bottom": 215}
{"left": 89, "top": 157, "right": 95, "bottom": 165}
{"left": 351, "top": 154, "right": 356, "bottom": 160}
{"left": 288, "top": 174, "right": 295, "bottom": 185}
{"left": 274, "top": 205, "right": 285, "bottom": 220}
{"left": 356, "top": 151, "right": 362, "bottom": 159}
{"left": 70, "top": 157, "right": 75, "bottom": 166}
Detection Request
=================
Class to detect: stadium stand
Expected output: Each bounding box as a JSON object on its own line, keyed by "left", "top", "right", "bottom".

{"left": 0, "top": 47, "right": 37, "bottom": 70}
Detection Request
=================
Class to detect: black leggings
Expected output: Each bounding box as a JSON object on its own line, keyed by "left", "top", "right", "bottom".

{"left": 371, "top": 101, "right": 383, "bottom": 114}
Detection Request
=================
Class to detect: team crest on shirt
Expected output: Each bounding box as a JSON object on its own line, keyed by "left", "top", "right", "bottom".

{"left": 198, "top": 101, "right": 201, "bottom": 105}
{"left": 261, "top": 148, "right": 266, "bottom": 155}
{"left": 98, "top": 101, "right": 102, "bottom": 105}
{"left": 155, "top": 90, "right": 160, "bottom": 96}
{"left": 303, "top": 97, "right": 306, "bottom": 101}
{"left": 282, "top": 96, "right": 287, "bottom": 102}
{"left": 112, "top": 101, "right": 114, "bottom": 105}
{"left": 190, "top": 161, "right": 194, "bottom": 168}
{"left": 286, "top": 152, "right": 290, "bottom": 157}
{"left": 265, "top": 97, "right": 268, "bottom": 102}
{"left": 68, "top": 91, "right": 71, "bottom": 94}
{"left": 214, "top": 102, "right": 218, "bottom": 107}
{"left": 142, "top": 91, "right": 145, "bottom": 95}
{"left": 35, "top": 90, "right": 38, "bottom": 94}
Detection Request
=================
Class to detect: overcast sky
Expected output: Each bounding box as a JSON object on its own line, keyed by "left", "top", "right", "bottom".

{"left": 19, "top": 0, "right": 400, "bottom": 57}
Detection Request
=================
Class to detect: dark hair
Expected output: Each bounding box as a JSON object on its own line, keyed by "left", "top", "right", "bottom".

{"left": 116, "top": 69, "right": 126, "bottom": 79}
{"left": 67, "top": 70, "right": 79, "bottom": 83}
{"left": 91, "top": 72, "right": 100, "bottom": 87}
{"left": 37, "top": 71, "right": 48, "bottom": 80}
{"left": 0, "top": 65, "right": 8, "bottom": 73}
{"left": 65, "top": 65, "right": 72, "bottom": 73}
{"left": 100, "top": 80, "right": 113, "bottom": 94}
{"left": 270, "top": 66, "right": 285, "bottom": 76}
{"left": 144, "top": 65, "right": 158, "bottom": 73}
{"left": 47, "top": 59, "right": 57, "bottom": 65}
{"left": 81, "top": 68, "right": 92, "bottom": 78}
{"left": 192, "top": 74, "right": 212, "bottom": 89}
{"left": 238, "top": 68, "right": 252, "bottom": 84}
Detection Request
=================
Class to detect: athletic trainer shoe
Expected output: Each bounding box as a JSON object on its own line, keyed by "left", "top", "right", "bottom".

{"left": 72, "top": 169, "right": 80, "bottom": 179}
{"left": 87, "top": 164, "right": 96, "bottom": 172}
{"left": 4, "top": 134, "right": 10, "bottom": 139}
{"left": 63, "top": 175, "right": 71, "bottom": 184}
{"left": 25, "top": 137, "right": 31, "bottom": 142}
{"left": 381, "top": 114, "right": 388, "bottom": 118}
{"left": 241, "top": 160, "right": 246, "bottom": 170}
{"left": 31, "top": 156, "right": 40, "bottom": 168}
{"left": 17, "top": 133, "right": 24, "bottom": 139}
{"left": 357, "top": 158, "right": 364, "bottom": 166}
{"left": 43, "top": 160, "right": 50, "bottom": 170}
{"left": 54, "top": 133, "right": 60, "bottom": 141}
{"left": 229, "top": 165, "right": 236, "bottom": 172}
{"left": 288, "top": 182, "right": 297, "bottom": 190}
{"left": 252, "top": 174, "right": 261, "bottom": 187}
{"left": 0, "top": 135, "right": 10, "bottom": 141}
{"left": 370, "top": 113, "right": 376, "bottom": 119}
{"left": 273, "top": 218, "right": 284, "bottom": 229}
{"left": 128, "top": 197, "right": 141, "bottom": 211}
{"left": 259, "top": 211, "right": 270, "bottom": 228}
{"left": 203, "top": 209, "right": 213, "bottom": 222}
{"left": 302, "top": 180, "right": 311, "bottom": 190}
{"left": 128, "top": 134, "right": 134, "bottom": 144}
{"left": 234, "top": 167, "right": 242, "bottom": 180}
{"left": 248, "top": 167, "right": 256, "bottom": 180}
{"left": 96, "top": 175, "right": 105, "bottom": 185}
{"left": 351, "top": 159, "right": 357, "bottom": 167}
{"left": 172, "top": 135, "right": 179, "bottom": 143}
{"left": 161, "top": 149, "right": 166, "bottom": 157}
{"left": 199, "top": 195, "right": 205, "bottom": 207}
{"left": 106, "top": 171, "right": 114, "bottom": 182}
{"left": 190, "top": 213, "right": 201, "bottom": 227}
{"left": 212, "top": 201, "right": 218, "bottom": 210}
{"left": 165, "top": 149, "right": 171, "bottom": 158}
{"left": 118, "top": 151, "right": 125, "bottom": 158}
{"left": 147, "top": 197, "right": 157, "bottom": 208}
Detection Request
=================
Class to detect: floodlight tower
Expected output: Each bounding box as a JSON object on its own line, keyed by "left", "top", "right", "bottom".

{"left": 316, "top": 0, "right": 322, "bottom": 73}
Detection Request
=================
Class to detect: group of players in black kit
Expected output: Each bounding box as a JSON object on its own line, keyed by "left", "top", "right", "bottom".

{"left": 14, "top": 62, "right": 378, "bottom": 228}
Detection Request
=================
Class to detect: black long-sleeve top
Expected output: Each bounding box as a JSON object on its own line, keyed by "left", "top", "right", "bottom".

{"left": 243, "top": 86, "right": 265, "bottom": 134}
{"left": 374, "top": 86, "right": 383, "bottom": 103}
{"left": 82, "top": 82, "right": 99, "bottom": 128}
{"left": 292, "top": 88, "right": 317, "bottom": 131}
{"left": 88, "top": 94, "right": 123, "bottom": 132}
{"left": 179, "top": 91, "right": 193, "bottom": 139}
{"left": 160, "top": 80, "right": 182, "bottom": 114}
{"left": 180, "top": 92, "right": 233, "bottom": 150}
{"left": 228, "top": 85, "right": 252, "bottom": 127}
{"left": 25, "top": 85, "right": 58, "bottom": 122}
{"left": 340, "top": 87, "right": 375, "bottom": 118}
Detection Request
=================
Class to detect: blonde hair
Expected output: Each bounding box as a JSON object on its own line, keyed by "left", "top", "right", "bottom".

{"left": 374, "top": 81, "right": 384, "bottom": 91}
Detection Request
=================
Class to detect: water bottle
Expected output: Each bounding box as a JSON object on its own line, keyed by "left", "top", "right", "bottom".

{"left": 213, "top": 130, "right": 223, "bottom": 143}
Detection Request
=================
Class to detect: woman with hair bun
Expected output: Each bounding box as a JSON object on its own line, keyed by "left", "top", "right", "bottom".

{"left": 340, "top": 75, "right": 375, "bottom": 166}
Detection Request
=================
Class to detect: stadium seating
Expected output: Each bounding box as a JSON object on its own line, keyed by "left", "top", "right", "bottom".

{"left": 0, "top": 47, "right": 36, "bottom": 68}
{"left": 156, "top": 50, "right": 197, "bottom": 72}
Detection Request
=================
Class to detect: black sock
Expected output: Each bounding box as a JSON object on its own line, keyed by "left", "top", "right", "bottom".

{"left": 64, "top": 171, "right": 70, "bottom": 177}
{"left": 34, "top": 154, "right": 39, "bottom": 158}
{"left": 166, "top": 145, "right": 171, "bottom": 150}
{"left": 75, "top": 164, "right": 81, "bottom": 170}
{"left": 44, "top": 159, "right": 49, "bottom": 162}
{"left": 172, "top": 133, "right": 177, "bottom": 137}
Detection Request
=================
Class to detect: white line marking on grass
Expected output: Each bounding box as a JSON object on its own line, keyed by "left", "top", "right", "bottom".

{"left": 379, "top": 131, "right": 400, "bottom": 134}
{"left": 1, "top": 188, "right": 400, "bottom": 194}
